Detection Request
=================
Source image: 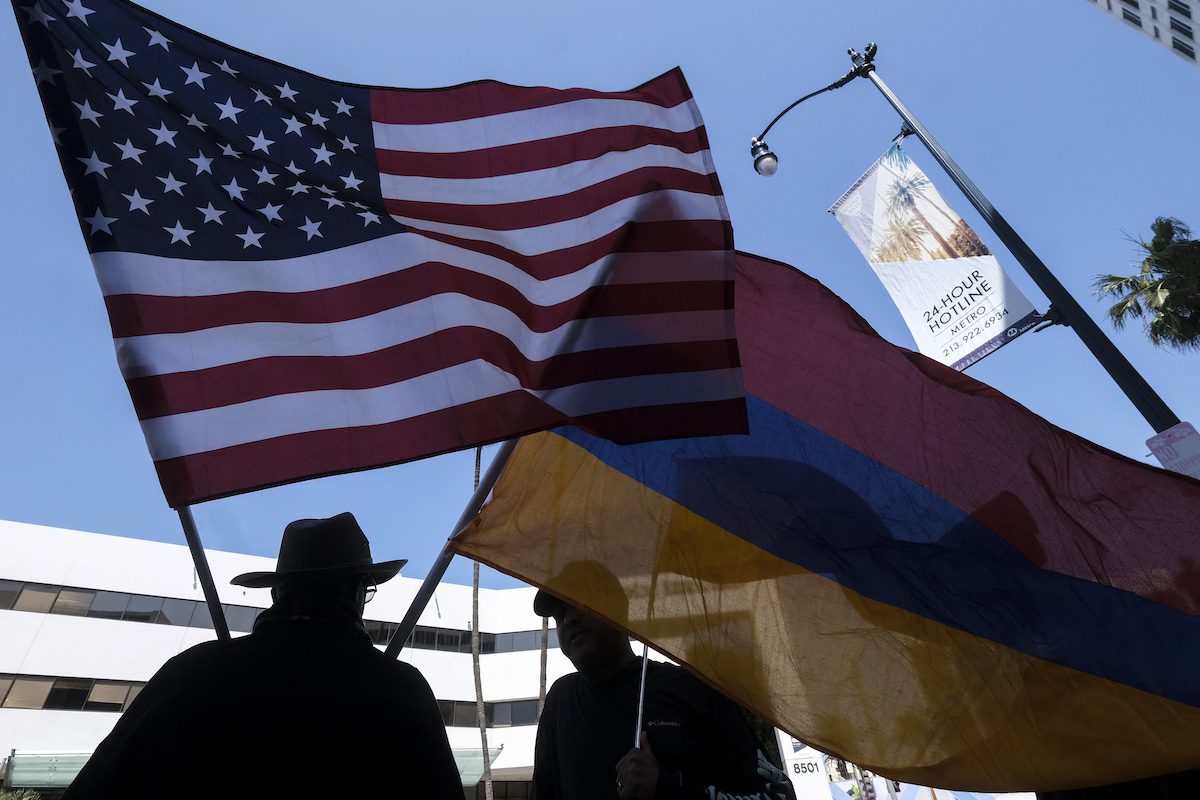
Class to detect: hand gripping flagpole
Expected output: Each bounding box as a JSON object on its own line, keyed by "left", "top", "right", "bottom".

{"left": 177, "top": 506, "right": 231, "bottom": 640}
{"left": 750, "top": 43, "right": 1180, "bottom": 435}
{"left": 385, "top": 439, "right": 519, "bottom": 658}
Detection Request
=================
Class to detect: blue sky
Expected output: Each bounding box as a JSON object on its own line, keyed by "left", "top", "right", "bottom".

{"left": 1, "top": 0, "right": 1197, "bottom": 590}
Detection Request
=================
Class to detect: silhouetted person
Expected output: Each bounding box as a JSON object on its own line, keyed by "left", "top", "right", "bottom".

{"left": 65, "top": 512, "right": 463, "bottom": 799}
{"left": 531, "top": 561, "right": 791, "bottom": 800}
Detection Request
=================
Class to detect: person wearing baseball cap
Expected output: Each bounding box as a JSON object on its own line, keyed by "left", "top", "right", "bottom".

{"left": 66, "top": 513, "right": 462, "bottom": 799}
{"left": 530, "top": 561, "right": 789, "bottom": 800}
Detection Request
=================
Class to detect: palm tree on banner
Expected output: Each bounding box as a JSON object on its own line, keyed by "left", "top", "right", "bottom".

{"left": 884, "top": 172, "right": 960, "bottom": 260}
{"left": 882, "top": 143, "right": 962, "bottom": 234}
{"left": 873, "top": 213, "right": 931, "bottom": 263}
{"left": 1096, "top": 217, "right": 1200, "bottom": 350}
{"left": 882, "top": 142, "right": 962, "bottom": 260}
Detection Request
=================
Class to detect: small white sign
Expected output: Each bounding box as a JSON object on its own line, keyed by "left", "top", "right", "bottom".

{"left": 1147, "top": 421, "right": 1200, "bottom": 480}
{"left": 774, "top": 729, "right": 830, "bottom": 800}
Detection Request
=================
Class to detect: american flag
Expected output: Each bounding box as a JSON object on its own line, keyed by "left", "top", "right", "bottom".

{"left": 13, "top": 0, "right": 745, "bottom": 507}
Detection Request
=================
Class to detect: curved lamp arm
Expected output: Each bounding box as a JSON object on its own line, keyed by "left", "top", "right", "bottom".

{"left": 750, "top": 43, "right": 877, "bottom": 175}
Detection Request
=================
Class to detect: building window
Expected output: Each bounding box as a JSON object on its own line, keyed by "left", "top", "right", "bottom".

{"left": 0, "top": 579, "right": 21, "bottom": 609}
{"left": 158, "top": 597, "right": 197, "bottom": 626}
{"left": 1123, "top": 8, "right": 1143, "bottom": 25}
{"left": 511, "top": 631, "right": 538, "bottom": 651}
{"left": 413, "top": 627, "right": 439, "bottom": 649}
{"left": 51, "top": 588, "right": 96, "bottom": 616}
{"left": 1120, "top": 0, "right": 1139, "bottom": 6}
{"left": 87, "top": 590, "right": 131, "bottom": 620}
{"left": 490, "top": 702, "right": 511, "bottom": 727}
{"left": 13, "top": 584, "right": 59, "bottom": 613}
{"left": 1169, "top": 0, "right": 1192, "bottom": 19}
{"left": 452, "top": 700, "right": 477, "bottom": 728}
{"left": 370, "top": 620, "right": 399, "bottom": 646}
{"left": 437, "top": 629, "right": 469, "bottom": 653}
{"left": 44, "top": 678, "right": 93, "bottom": 710}
{"left": 84, "top": 681, "right": 130, "bottom": 712}
{"left": 2, "top": 677, "right": 55, "bottom": 709}
{"left": 440, "top": 699, "right": 487, "bottom": 728}
{"left": 1174, "top": 36, "right": 1197, "bottom": 56}
{"left": 510, "top": 699, "right": 539, "bottom": 726}
{"left": 1171, "top": 16, "right": 1194, "bottom": 36}
{"left": 122, "top": 594, "right": 164, "bottom": 623}
{"left": 188, "top": 602, "right": 215, "bottom": 630}
{"left": 223, "top": 604, "right": 261, "bottom": 632}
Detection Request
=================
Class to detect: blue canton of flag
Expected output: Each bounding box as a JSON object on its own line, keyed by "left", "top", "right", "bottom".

{"left": 16, "top": 0, "right": 389, "bottom": 258}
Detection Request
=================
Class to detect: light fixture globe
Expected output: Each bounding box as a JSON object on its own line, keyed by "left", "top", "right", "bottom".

{"left": 750, "top": 138, "right": 778, "bottom": 176}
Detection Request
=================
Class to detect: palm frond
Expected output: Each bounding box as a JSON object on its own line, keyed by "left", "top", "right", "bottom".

{"left": 1107, "top": 294, "right": 1145, "bottom": 327}
{"left": 1094, "top": 273, "right": 1144, "bottom": 296}
{"left": 1149, "top": 284, "right": 1171, "bottom": 310}
{"left": 882, "top": 142, "right": 912, "bottom": 173}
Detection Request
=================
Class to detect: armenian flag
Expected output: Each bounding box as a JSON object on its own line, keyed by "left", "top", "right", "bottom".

{"left": 454, "top": 251, "right": 1200, "bottom": 792}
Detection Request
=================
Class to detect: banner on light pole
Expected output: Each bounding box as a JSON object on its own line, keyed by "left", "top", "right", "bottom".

{"left": 830, "top": 144, "right": 1042, "bottom": 370}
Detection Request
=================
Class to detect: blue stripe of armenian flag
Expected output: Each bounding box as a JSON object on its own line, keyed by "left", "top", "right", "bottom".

{"left": 455, "top": 251, "right": 1200, "bottom": 792}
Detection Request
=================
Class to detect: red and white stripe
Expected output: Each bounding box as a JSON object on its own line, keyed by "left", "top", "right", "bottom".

{"left": 98, "top": 69, "right": 742, "bottom": 506}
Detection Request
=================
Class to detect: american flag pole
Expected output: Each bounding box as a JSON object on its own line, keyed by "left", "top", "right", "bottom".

{"left": 176, "top": 505, "right": 231, "bottom": 640}
{"left": 384, "top": 438, "right": 518, "bottom": 658}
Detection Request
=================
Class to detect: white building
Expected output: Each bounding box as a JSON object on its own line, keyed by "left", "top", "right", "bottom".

{"left": 0, "top": 518, "right": 574, "bottom": 798}
{"left": 1086, "top": 0, "right": 1198, "bottom": 63}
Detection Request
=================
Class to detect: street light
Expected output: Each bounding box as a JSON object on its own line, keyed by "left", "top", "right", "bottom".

{"left": 750, "top": 138, "right": 777, "bottom": 176}
{"left": 749, "top": 43, "right": 1179, "bottom": 434}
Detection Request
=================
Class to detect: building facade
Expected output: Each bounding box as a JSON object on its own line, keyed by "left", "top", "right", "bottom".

{"left": 1087, "top": 0, "right": 1198, "bottom": 63}
{"left": 0, "top": 518, "right": 575, "bottom": 797}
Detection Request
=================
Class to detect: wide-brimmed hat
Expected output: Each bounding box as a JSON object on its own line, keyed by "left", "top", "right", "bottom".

{"left": 533, "top": 560, "right": 628, "bottom": 624}
{"left": 231, "top": 512, "right": 406, "bottom": 588}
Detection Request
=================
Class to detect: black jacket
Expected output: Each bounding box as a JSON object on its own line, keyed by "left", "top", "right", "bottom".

{"left": 65, "top": 611, "right": 463, "bottom": 799}
{"left": 533, "top": 657, "right": 765, "bottom": 800}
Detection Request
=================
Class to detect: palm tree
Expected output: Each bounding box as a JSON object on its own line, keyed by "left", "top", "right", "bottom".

{"left": 884, "top": 173, "right": 960, "bottom": 260}
{"left": 873, "top": 213, "right": 931, "bottom": 263}
{"left": 881, "top": 141, "right": 911, "bottom": 173}
{"left": 470, "top": 446, "right": 494, "bottom": 800}
{"left": 1096, "top": 217, "right": 1200, "bottom": 350}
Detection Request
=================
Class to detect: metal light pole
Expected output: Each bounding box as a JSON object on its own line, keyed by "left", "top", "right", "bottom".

{"left": 751, "top": 43, "right": 1180, "bottom": 434}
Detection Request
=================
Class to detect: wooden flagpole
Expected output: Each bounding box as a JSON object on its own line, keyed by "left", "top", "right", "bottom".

{"left": 176, "top": 506, "right": 231, "bottom": 640}
{"left": 385, "top": 439, "right": 519, "bottom": 658}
